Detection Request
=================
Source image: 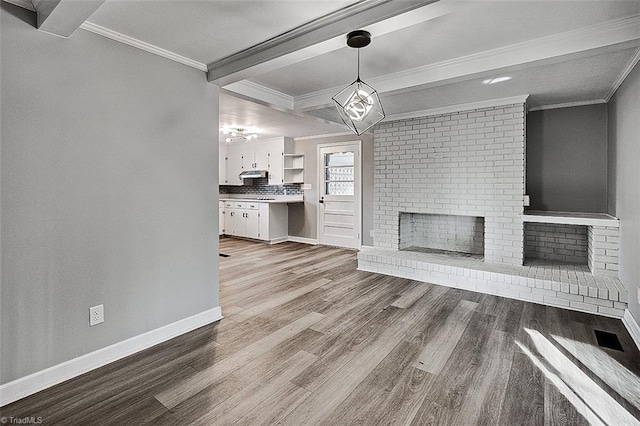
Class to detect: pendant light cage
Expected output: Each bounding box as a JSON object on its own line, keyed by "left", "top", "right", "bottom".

{"left": 332, "top": 79, "right": 385, "bottom": 135}
{"left": 332, "top": 30, "right": 385, "bottom": 135}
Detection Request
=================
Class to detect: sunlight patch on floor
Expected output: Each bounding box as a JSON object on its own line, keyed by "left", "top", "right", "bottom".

{"left": 551, "top": 332, "right": 640, "bottom": 411}
{"left": 518, "top": 328, "right": 640, "bottom": 425}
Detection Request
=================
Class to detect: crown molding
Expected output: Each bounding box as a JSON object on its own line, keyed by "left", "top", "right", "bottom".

{"left": 605, "top": 47, "right": 640, "bottom": 101}
{"left": 294, "top": 14, "right": 640, "bottom": 110}
{"left": 528, "top": 99, "right": 607, "bottom": 112}
{"left": 382, "top": 95, "right": 529, "bottom": 122}
{"left": 224, "top": 80, "right": 294, "bottom": 110}
{"left": 2, "top": 0, "right": 35, "bottom": 11}
{"left": 79, "top": 21, "right": 207, "bottom": 72}
{"left": 294, "top": 131, "right": 354, "bottom": 141}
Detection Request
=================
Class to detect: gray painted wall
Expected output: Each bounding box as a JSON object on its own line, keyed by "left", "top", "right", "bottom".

{"left": 526, "top": 104, "right": 608, "bottom": 213}
{"left": 608, "top": 62, "right": 640, "bottom": 324}
{"left": 1, "top": 3, "right": 219, "bottom": 384}
{"left": 288, "top": 133, "right": 374, "bottom": 246}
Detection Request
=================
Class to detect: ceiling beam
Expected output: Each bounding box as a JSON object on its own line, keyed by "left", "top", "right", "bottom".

{"left": 207, "top": 0, "right": 440, "bottom": 85}
{"left": 2, "top": 0, "right": 36, "bottom": 12}
{"left": 33, "top": 0, "right": 105, "bottom": 37}
{"left": 292, "top": 14, "right": 640, "bottom": 110}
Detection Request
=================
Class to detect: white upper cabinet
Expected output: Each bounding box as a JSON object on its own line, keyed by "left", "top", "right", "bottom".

{"left": 219, "top": 143, "right": 228, "bottom": 185}
{"left": 221, "top": 137, "right": 294, "bottom": 186}
{"left": 225, "top": 143, "right": 244, "bottom": 186}
{"left": 252, "top": 142, "right": 271, "bottom": 171}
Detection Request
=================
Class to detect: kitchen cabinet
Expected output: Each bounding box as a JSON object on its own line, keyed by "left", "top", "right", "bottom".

{"left": 223, "top": 201, "right": 259, "bottom": 238}
{"left": 221, "top": 137, "right": 294, "bottom": 186}
{"left": 225, "top": 144, "right": 244, "bottom": 186}
{"left": 221, "top": 200, "right": 288, "bottom": 243}
{"left": 244, "top": 202, "right": 260, "bottom": 239}
{"left": 219, "top": 144, "right": 228, "bottom": 185}
{"left": 268, "top": 150, "right": 284, "bottom": 185}
{"left": 247, "top": 142, "right": 270, "bottom": 171}
{"left": 224, "top": 201, "right": 243, "bottom": 236}
{"left": 219, "top": 201, "right": 224, "bottom": 235}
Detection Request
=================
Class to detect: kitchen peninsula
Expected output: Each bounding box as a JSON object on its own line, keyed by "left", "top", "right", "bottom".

{"left": 219, "top": 194, "right": 303, "bottom": 243}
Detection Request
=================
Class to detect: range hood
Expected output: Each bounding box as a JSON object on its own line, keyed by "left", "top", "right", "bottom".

{"left": 239, "top": 170, "right": 268, "bottom": 179}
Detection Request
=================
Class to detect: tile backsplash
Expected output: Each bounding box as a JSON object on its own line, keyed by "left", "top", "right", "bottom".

{"left": 220, "top": 177, "right": 303, "bottom": 196}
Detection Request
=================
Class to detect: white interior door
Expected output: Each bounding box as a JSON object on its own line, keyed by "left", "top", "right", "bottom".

{"left": 318, "top": 142, "right": 361, "bottom": 248}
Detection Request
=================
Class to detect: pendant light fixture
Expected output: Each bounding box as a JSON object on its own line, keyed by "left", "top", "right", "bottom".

{"left": 332, "top": 30, "right": 385, "bottom": 135}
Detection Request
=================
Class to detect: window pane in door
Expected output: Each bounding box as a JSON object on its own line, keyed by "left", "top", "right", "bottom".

{"left": 325, "top": 152, "right": 354, "bottom": 167}
{"left": 326, "top": 181, "right": 354, "bottom": 195}
{"left": 324, "top": 152, "right": 354, "bottom": 195}
{"left": 325, "top": 166, "right": 354, "bottom": 181}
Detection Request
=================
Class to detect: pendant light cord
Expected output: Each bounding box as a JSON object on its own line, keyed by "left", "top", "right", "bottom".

{"left": 357, "top": 48, "right": 361, "bottom": 82}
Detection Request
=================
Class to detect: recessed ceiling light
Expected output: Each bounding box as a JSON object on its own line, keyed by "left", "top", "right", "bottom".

{"left": 482, "top": 76, "right": 512, "bottom": 85}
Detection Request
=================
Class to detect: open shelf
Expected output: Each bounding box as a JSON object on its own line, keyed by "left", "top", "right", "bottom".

{"left": 283, "top": 154, "right": 304, "bottom": 183}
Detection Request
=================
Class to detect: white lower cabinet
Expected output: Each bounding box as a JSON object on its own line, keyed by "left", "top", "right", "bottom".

{"left": 244, "top": 203, "right": 260, "bottom": 239}
{"left": 219, "top": 201, "right": 224, "bottom": 236}
{"left": 221, "top": 200, "right": 288, "bottom": 243}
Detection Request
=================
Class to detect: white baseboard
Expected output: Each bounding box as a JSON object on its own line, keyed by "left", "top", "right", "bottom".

{"left": 0, "top": 306, "right": 222, "bottom": 406}
{"left": 287, "top": 236, "right": 318, "bottom": 245}
{"left": 623, "top": 309, "right": 640, "bottom": 351}
{"left": 269, "top": 236, "right": 289, "bottom": 244}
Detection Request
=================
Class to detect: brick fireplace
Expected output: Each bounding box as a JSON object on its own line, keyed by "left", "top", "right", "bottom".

{"left": 372, "top": 102, "right": 526, "bottom": 265}
{"left": 399, "top": 213, "right": 484, "bottom": 258}
{"left": 358, "top": 99, "right": 628, "bottom": 318}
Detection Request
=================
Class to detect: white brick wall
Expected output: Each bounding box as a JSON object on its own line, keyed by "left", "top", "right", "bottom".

{"left": 373, "top": 103, "right": 526, "bottom": 265}
{"left": 588, "top": 225, "right": 620, "bottom": 277}
{"left": 525, "top": 223, "right": 588, "bottom": 264}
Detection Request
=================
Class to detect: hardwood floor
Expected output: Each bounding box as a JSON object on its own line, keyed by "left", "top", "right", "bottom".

{"left": 2, "top": 237, "right": 640, "bottom": 425}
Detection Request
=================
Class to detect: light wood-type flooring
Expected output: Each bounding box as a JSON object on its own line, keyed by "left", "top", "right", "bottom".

{"left": 2, "top": 237, "right": 640, "bottom": 425}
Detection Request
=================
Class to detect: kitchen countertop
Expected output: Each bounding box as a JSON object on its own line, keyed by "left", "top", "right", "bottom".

{"left": 220, "top": 194, "right": 304, "bottom": 204}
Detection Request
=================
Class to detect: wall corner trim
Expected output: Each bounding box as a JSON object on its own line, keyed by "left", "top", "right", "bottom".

{"left": 0, "top": 306, "right": 223, "bottom": 406}
{"left": 605, "top": 47, "right": 640, "bottom": 102}
{"left": 623, "top": 309, "right": 640, "bottom": 351}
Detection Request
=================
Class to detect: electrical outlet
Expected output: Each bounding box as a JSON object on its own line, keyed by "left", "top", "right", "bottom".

{"left": 89, "top": 304, "right": 104, "bottom": 327}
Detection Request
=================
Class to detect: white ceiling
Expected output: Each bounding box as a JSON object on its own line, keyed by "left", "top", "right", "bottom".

{"left": 8, "top": 0, "right": 640, "bottom": 139}
{"left": 87, "top": 0, "right": 356, "bottom": 65}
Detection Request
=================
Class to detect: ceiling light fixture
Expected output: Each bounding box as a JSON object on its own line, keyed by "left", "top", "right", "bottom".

{"left": 332, "top": 30, "right": 385, "bottom": 135}
{"left": 221, "top": 127, "right": 258, "bottom": 143}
